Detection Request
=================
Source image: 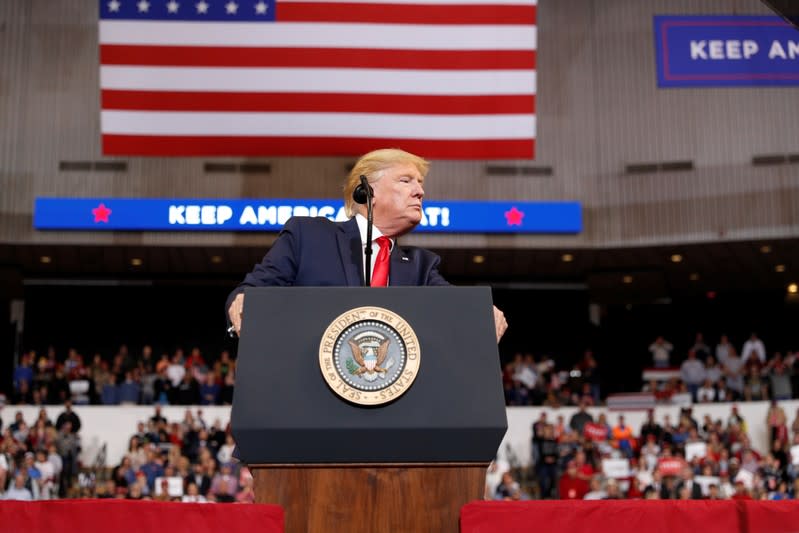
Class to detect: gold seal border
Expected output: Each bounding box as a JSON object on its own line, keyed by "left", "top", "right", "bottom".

{"left": 318, "top": 306, "right": 421, "bottom": 406}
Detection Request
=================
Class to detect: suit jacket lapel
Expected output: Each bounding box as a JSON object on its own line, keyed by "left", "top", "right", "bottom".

{"left": 389, "top": 244, "right": 414, "bottom": 286}
{"left": 336, "top": 218, "right": 363, "bottom": 286}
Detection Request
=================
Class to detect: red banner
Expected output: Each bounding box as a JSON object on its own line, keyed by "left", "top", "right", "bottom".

{"left": 461, "top": 500, "right": 799, "bottom": 533}
{"left": 657, "top": 457, "right": 686, "bottom": 477}
{"left": 0, "top": 500, "right": 283, "bottom": 533}
{"left": 583, "top": 422, "right": 609, "bottom": 442}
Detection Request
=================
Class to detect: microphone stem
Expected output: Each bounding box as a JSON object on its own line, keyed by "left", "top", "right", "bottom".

{"left": 364, "top": 192, "right": 373, "bottom": 287}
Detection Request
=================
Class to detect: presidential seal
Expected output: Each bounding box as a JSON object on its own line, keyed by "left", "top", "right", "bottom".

{"left": 318, "top": 306, "right": 420, "bottom": 406}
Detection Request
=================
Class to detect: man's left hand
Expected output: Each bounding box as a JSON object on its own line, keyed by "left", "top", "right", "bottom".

{"left": 493, "top": 305, "right": 508, "bottom": 343}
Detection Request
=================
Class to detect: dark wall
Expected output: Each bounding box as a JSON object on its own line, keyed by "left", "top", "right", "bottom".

{"left": 20, "top": 283, "right": 591, "bottom": 365}
{"left": 494, "top": 288, "right": 592, "bottom": 364}
{"left": 21, "top": 284, "right": 236, "bottom": 363}
{"left": 596, "top": 289, "right": 799, "bottom": 395}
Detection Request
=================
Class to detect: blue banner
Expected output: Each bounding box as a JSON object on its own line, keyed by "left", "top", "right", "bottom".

{"left": 34, "top": 198, "right": 582, "bottom": 234}
{"left": 654, "top": 15, "right": 799, "bottom": 87}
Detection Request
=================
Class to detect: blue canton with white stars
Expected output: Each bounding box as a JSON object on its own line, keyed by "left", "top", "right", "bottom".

{"left": 100, "top": 0, "right": 277, "bottom": 21}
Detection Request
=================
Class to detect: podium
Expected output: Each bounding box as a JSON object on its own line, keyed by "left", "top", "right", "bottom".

{"left": 231, "top": 287, "right": 507, "bottom": 533}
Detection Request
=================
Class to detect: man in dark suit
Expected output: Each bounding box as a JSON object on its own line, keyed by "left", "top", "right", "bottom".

{"left": 185, "top": 462, "right": 212, "bottom": 496}
{"left": 676, "top": 465, "right": 704, "bottom": 499}
{"left": 227, "top": 148, "right": 507, "bottom": 340}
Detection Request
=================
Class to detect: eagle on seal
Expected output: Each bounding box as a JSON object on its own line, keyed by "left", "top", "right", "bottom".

{"left": 348, "top": 338, "right": 390, "bottom": 375}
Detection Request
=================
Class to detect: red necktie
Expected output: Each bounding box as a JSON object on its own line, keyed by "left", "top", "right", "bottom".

{"left": 370, "top": 236, "right": 391, "bottom": 287}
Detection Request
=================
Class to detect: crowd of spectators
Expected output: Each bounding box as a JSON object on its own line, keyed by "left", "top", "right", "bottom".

{"left": 6, "top": 336, "right": 799, "bottom": 504}
{"left": 503, "top": 332, "right": 798, "bottom": 407}
{"left": 646, "top": 332, "right": 798, "bottom": 404}
{"left": 4, "top": 344, "right": 251, "bottom": 501}
{"left": 0, "top": 401, "right": 83, "bottom": 499}
{"left": 9, "top": 332, "right": 796, "bottom": 410}
{"left": 101, "top": 407, "right": 252, "bottom": 503}
{"left": 0, "top": 405, "right": 252, "bottom": 503}
{"left": 10, "top": 345, "right": 236, "bottom": 407}
{"left": 503, "top": 350, "right": 601, "bottom": 407}
{"left": 489, "top": 402, "right": 799, "bottom": 501}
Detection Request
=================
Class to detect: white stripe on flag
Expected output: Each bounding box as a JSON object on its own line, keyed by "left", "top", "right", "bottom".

{"left": 99, "top": 21, "right": 537, "bottom": 50}
{"left": 100, "top": 66, "right": 537, "bottom": 95}
{"left": 101, "top": 111, "right": 537, "bottom": 139}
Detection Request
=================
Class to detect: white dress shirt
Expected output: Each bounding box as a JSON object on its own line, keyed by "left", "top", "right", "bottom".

{"left": 355, "top": 214, "right": 395, "bottom": 284}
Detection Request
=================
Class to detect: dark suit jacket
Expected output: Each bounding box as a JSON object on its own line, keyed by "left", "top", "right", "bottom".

{"left": 676, "top": 479, "right": 704, "bottom": 499}
{"left": 184, "top": 473, "right": 212, "bottom": 496}
{"left": 227, "top": 216, "right": 449, "bottom": 310}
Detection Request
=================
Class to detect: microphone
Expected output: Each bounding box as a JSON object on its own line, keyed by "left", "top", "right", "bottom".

{"left": 352, "top": 175, "right": 372, "bottom": 205}
{"left": 352, "top": 175, "right": 374, "bottom": 287}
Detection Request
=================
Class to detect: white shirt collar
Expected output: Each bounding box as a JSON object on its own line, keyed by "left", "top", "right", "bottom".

{"left": 354, "top": 214, "right": 394, "bottom": 251}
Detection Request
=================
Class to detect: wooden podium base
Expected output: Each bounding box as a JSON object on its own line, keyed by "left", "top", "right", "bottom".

{"left": 252, "top": 463, "right": 488, "bottom": 533}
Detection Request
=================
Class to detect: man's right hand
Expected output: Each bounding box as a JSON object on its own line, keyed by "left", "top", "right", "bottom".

{"left": 228, "top": 293, "right": 245, "bottom": 336}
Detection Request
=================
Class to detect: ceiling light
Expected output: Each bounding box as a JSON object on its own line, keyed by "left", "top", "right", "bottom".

{"left": 689, "top": 273, "right": 700, "bottom": 281}
{"left": 130, "top": 258, "right": 143, "bottom": 266}
{"left": 211, "top": 255, "right": 223, "bottom": 264}
{"left": 760, "top": 245, "right": 772, "bottom": 254}
{"left": 622, "top": 275, "right": 633, "bottom": 284}
{"left": 40, "top": 256, "right": 52, "bottom": 264}
{"left": 789, "top": 283, "right": 798, "bottom": 294}
{"left": 776, "top": 264, "right": 786, "bottom": 272}
{"left": 472, "top": 255, "right": 485, "bottom": 264}
{"left": 561, "top": 253, "right": 574, "bottom": 262}
{"left": 670, "top": 254, "right": 683, "bottom": 263}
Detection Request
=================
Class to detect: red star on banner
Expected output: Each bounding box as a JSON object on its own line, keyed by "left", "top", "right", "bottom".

{"left": 504, "top": 206, "right": 524, "bottom": 226}
{"left": 92, "top": 203, "right": 112, "bottom": 223}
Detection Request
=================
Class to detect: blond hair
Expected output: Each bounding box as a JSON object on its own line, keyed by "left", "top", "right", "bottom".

{"left": 343, "top": 148, "right": 430, "bottom": 217}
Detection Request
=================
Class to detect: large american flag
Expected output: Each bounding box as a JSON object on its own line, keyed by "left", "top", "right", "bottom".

{"left": 99, "top": 0, "right": 537, "bottom": 159}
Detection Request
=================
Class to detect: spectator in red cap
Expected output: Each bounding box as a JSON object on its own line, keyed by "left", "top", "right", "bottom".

{"left": 730, "top": 480, "right": 752, "bottom": 500}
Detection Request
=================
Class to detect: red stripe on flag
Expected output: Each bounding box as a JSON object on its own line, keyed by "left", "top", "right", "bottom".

{"left": 101, "top": 90, "right": 535, "bottom": 114}
{"left": 276, "top": 3, "right": 536, "bottom": 24}
{"left": 102, "top": 135, "right": 535, "bottom": 159}
{"left": 100, "top": 45, "right": 536, "bottom": 70}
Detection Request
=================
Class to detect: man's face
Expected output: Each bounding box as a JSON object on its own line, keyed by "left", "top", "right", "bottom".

{"left": 370, "top": 163, "right": 425, "bottom": 237}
